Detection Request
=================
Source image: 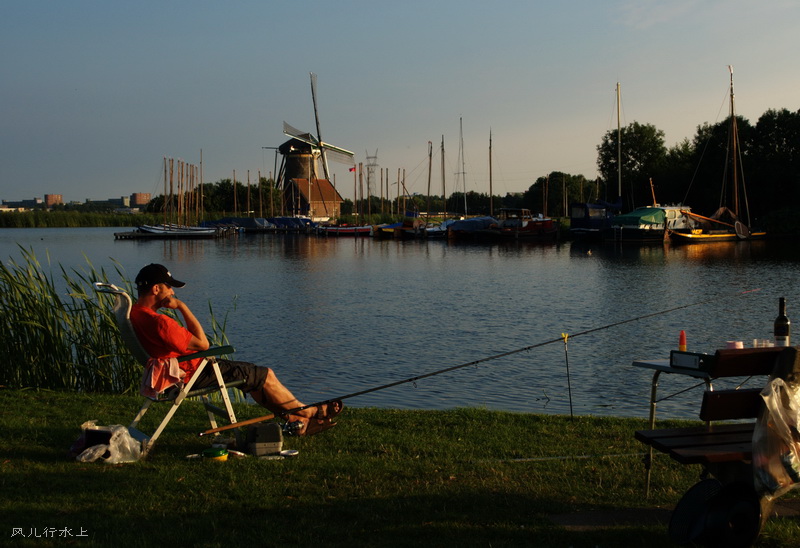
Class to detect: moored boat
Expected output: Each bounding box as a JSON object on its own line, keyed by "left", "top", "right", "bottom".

{"left": 569, "top": 201, "right": 617, "bottom": 241}
{"left": 446, "top": 216, "right": 499, "bottom": 240}
{"left": 425, "top": 218, "right": 457, "bottom": 239}
{"left": 606, "top": 205, "right": 693, "bottom": 243}
{"left": 138, "top": 223, "right": 218, "bottom": 236}
{"left": 668, "top": 67, "right": 765, "bottom": 244}
{"left": 482, "top": 208, "right": 559, "bottom": 241}
{"left": 317, "top": 224, "right": 372, "bottom": 236}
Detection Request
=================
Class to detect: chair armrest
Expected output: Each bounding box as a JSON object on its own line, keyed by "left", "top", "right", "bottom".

{"left": 177, "top": 345, "right": 235, "bottom": 363}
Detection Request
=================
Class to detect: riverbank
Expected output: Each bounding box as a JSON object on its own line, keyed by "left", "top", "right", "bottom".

{"left": 2, "top": 389, "right": 798, "bottom": 547}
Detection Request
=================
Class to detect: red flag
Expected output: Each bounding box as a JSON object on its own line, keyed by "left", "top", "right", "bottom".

{"left": 349, "top": 167, "right": 356, "bottom": 172}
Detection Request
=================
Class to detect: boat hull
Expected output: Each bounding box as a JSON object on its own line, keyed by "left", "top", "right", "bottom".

{"left": 604, "top": 226, "right": 668, "bottom": 243}
{"left": 569, "top": 202, "right": 615, "bottom": 242}
{"left": 668, "top": 229, "right": 767, "bottom": 243}
{"left": 317, "top": 225, "right": 372, "bottom": 236}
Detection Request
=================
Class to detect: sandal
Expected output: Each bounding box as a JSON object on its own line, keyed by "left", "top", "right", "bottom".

{"left": 300, "top": 400, "right": 343, "bottom": 436}
{"left": 302, "top": 420, "right": 337, "bottom": 437}
{"left": 282, "top": 401, "right": 344, "bottom": 436}
{"left": 315, "top": 400, "right": 344, "bottom": 423}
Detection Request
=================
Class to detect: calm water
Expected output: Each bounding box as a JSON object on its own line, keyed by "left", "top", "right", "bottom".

{"left": 3, "top": 227, "right": 800, "bottom": 420}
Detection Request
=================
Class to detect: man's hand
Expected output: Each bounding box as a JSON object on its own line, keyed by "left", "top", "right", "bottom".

{"left": 158, "top": 295, "right": 180, "bottom": 310}
{"left": 159, "top": 295, "right": 181, "bottom": 310}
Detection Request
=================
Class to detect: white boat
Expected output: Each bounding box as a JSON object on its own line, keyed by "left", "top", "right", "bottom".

{"left": 138, "top": 224, "right": 218, "bottom": 237}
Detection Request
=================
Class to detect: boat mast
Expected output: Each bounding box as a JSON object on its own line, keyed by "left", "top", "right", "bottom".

{"left": 728, "top": 65, "right": 740, "bottom": 219}
{"left": 197, "top": 148, "right": 206, "bottom": 221}
{"left": 426, "top": 141, "right": 433, "bottom": 218}
{"left": 458, "top": 117, "right": 467, "bottom": 215}
{"left": 489, "top": 129, "right": 494, "bottom": 217}
{"left": 163, "top": 157, "right": 167, "bottom": 227}
{"left": 440, "top": 136, "right": 446, "bottom": 217}
{"left": 169, "top": 158, "right": 175, "bottom": 228}
{"left": 616, "top": 82, "right": 622, "bottom": 201}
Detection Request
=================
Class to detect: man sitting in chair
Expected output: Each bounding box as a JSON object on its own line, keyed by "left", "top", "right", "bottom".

{"left": 130, "top": 263, "right": 342, "bottom": 436}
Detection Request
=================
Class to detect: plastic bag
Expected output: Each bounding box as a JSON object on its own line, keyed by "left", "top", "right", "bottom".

{"left": 74, "top": 420, "right": 142, "bottom": 464}
{"left": 752, "top": 377, "right": 800, "bottom": 499}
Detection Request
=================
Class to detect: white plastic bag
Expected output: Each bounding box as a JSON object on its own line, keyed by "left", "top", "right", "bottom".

{"left": 75, "top": 421, "right": 142, "bottom": 464}
{"left": 752, "top": 377, "right": 800, "bottom": 499}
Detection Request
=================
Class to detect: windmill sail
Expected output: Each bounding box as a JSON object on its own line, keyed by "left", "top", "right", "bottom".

{"left": 283, "top": 121, "right": 319, "bottom": 147}
{"left": 282, "top": 73, "right": 355, "bottom": 179}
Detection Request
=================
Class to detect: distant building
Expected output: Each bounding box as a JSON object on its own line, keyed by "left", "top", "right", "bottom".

{"left": 2, "top": 197, "right": 43, "bottom": 209}
{"left": 279, "top": 138, "right": 346, "bottom": 221}
{"left": 130, "top": 193, "right": 151, "bottom": 207}
{"left": 284, "top": 178, "right": 344, "bottom": 222}
{"left": 44, "top": 194, "right": 63, "bottom": 207}
{"left": 1, "top": 193, "right": 150, "bottom": 212}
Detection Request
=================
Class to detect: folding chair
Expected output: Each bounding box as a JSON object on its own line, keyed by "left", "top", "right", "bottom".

{"left": 94, "top": 282, "right": 244, "bottom": 457}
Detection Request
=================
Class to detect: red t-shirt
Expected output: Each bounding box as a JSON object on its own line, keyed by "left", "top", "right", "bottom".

{"left": 130, "top": 304, "right": 203, "bottom": 379}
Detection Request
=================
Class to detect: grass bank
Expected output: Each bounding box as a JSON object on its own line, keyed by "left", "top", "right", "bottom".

{"left": 2, "top": 390, "right": 798, "bottom": 547}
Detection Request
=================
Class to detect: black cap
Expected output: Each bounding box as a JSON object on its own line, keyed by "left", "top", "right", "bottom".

{"left": 135, "top": 264, "right": 186, "bottom": 290}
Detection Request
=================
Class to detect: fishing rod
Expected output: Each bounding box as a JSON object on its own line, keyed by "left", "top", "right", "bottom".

{"left": 200, "top": 288, "right": 760, "bottom": 436}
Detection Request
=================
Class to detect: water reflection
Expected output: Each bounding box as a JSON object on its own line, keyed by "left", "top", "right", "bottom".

{"left": 2, "top": 228, "right": 799, "bottom": 420}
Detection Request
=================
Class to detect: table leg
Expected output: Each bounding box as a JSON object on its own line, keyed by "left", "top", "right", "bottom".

{"left": 644, "top": 370, "right": 661, "bottom": 497}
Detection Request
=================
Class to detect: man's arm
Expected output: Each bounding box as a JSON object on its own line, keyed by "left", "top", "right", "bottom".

{"left": 163, "top": 296, "right": 210, "bottom": 351}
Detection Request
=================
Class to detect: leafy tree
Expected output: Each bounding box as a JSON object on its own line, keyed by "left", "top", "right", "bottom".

{"left": 684, "top": 115, "right": 755, "bottom": 218}
{"left": 596, "top": 121, "right": 667, "bottom": 210}
{"left": 523, "top": 172, "right": 593, "bottom": 217}
{"left": 752, "top": 108, "right": 800, "bottom": 218}
{"left": 654, "top": 139, "right": 695, "bottom": 206}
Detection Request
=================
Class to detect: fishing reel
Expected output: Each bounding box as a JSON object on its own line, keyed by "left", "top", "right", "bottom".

{"left": 282, "top": 419, "right": 305, "bottom": 437}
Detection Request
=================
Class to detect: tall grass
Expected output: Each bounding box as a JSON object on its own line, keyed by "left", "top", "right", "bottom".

{"left": 0, "top": 211, "right": 166, "bottom": 228}
{"left": 0, "top": 247, "right": 243, "bottom": 402}
{"left": 0, "top": 247, "right": 140, "bottom": 392}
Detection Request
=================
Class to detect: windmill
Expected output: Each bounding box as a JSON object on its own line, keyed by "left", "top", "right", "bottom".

{"left": 279, "top": 73, "right": 355, "bottom": 221}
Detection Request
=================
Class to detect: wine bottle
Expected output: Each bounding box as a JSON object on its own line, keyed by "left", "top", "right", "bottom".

{"left": 774, "top": 297, "right": 791, "bottom": 347}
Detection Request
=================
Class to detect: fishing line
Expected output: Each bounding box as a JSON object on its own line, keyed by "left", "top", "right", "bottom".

{"left": 319, "top": 288, "right": 760, "bottom": 406}
{"left": 200, "top": 288, "right": 759, "bottom": 436}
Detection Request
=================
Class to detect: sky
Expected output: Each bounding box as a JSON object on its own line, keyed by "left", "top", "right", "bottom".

{"left": 2, "top": 0, "right": 799, "bottom": 204}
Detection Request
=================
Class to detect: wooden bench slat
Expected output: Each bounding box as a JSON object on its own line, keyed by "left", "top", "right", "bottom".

{"left": 708, "top": 347, "right": 783, "bottom": 377}
{"left": 671, "top": 442, "right": 752, "bottom": 464}
{"left": 699, "top": 388, "right": 762, "bottom": 421}
{"left": 634, "top": 422, "right": 751, "bottom": 442}
{"left": 636, "top": 422, "right": 756, "bottom": 466}
{"left": 647, "top": 429, "right": 752, "bottom": 449}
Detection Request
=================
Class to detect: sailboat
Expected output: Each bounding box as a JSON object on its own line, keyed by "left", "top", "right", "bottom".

{"left": 669, "top": 67, "right": 766, "bottom": 243}
{"left": 136, "top": 156, "right": 218, "bottom": 238}
{"left": 599, "top": 83, "right": 694, "bottom": 243}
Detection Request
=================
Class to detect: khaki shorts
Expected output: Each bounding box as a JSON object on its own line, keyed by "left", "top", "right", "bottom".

{"left": 191, "top": 359, "right": 269, "bottom": 393}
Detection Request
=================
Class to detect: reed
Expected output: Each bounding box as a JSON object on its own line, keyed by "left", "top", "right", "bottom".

{"left": 0, "top": 247, "right": 139, "bottom": 392}
{"left": 0, "top": 247, "right": 246, "bottom": 403}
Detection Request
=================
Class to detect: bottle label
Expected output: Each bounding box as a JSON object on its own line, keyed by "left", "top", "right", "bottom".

{"left": 775, "top": 336, "right": 790, "bottom": 347}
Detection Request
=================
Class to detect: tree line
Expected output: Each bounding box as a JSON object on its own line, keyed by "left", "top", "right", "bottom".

{"left": 5, "top": 107, "right": 797, "bottom": 232}
{"left": 346, "top": 106, "right": 800, "bottom": 230}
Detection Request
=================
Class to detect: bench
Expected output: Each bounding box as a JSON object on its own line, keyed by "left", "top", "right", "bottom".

{"left": 634, "top": 346, "right": 797, "bottom": 546}
{"left": 635, "top": 387, "right": 762, "bottom": 484}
